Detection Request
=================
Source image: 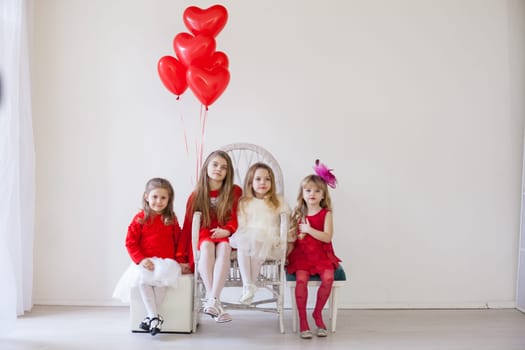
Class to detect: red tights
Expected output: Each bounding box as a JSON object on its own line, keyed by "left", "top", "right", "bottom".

{"left": 294, "top": 269, "right": 334, "bottom": 332}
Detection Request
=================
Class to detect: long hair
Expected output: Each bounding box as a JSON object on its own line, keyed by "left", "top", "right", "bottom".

{"left": 140, "top": 177, "right": 176, "bottom": 225}
{"left": 239, "top": 162, "right": 280, "bottom": 213}
{"left": 289, "top": 174, "right": 332, "bottom": 238}
{"left": 191, "top": 150, "right": 235, "bottom": 227}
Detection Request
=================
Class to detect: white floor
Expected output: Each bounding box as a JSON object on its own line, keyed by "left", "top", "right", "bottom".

{"left": 1, "top": 306, "right": 525, "bottom": 350}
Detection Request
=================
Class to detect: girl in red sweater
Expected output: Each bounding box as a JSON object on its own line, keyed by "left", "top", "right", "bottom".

{"left": 113, "top": 178, "right": 190, "bottom": 335}
{"left": 181, "top": 150, "right": 242, "bottom": 323}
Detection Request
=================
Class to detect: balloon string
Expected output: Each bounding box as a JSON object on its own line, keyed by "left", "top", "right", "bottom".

{"left": 187, "top": 104, "right": 208, "bottom": 183}
{"left": 179, "top": 111, "right": 189, "bottom": 155}
{"left": 177, "top": 107, "right": 194, "bottom": 186}
{"left": 195, "top": 104, "right": 205, "bottom": 181}
{"left": 176, "top": 107, "right": 191, "bottom": 185}
{"left": 200, "top": 107, "right": 208, "bottom": 173}
{"left": 195, "top": 141, "right": 199, "bottom": 183}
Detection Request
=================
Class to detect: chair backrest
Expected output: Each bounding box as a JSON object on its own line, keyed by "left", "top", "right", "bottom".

{"left": 192, "top": 143, "right": 285, "bottom": 259}
{"left": 220, "top": 143, "right": 284, "bottom": 194}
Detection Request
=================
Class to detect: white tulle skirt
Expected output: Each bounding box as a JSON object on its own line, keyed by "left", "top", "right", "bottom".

{"left": 229, "top": 227, "right": 282, "bottom": 260}
{"left": 112, "top": 257, "right": 181, "bottom": 303}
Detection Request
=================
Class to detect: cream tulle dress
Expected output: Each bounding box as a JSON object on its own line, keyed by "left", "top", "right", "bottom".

{"left": 229, "top": 195, "right": 290, "bottom": 260}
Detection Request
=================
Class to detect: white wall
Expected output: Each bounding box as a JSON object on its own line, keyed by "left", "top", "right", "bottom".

{"left": 31, "top": 0, "right": 524, "bottom": 308}
{"left": 511, "top": 0, "right": 525, "bottom": 311}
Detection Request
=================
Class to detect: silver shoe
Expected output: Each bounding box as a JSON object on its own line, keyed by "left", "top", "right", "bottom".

{"left": 300, "top": 330, "right": 313, "bottom": 339}
{"left": 316, "top": 328, "right": 328, "bottom": 337}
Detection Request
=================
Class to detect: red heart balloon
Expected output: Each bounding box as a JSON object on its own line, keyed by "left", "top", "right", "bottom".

{"left": 187, "top": 66, "right": 230, "bottom": 107}
{"left": 203, "top": 51, "right": 229, "bottom": 70}
{"left": 173, "top": 32, "right": 216, "bottom": 67}
{"left": 183, "top": 5, "right": 228, "bottom": 38}
{"left": 157, "top": 56, "right": 187, "bottom": 96}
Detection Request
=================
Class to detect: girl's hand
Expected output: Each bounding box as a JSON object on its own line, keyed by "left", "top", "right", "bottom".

{"left": 299, "top": 218, "right": 312, "bottom": 236}
{"left": 210, "top": 227, "right": 231, "bottom": 239}
{"left": 180, "top": 263, "right": 191, "bottom": 274}
{"left": 141, "top": 258, "right": 154, "bottom": 271}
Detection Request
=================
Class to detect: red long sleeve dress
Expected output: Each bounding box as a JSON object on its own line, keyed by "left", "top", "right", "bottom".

{"left": 112, "top": 211, "right": 186, "bottom": 302}
{"left": 180, "top": 185, "right": 242, "bottom": 270}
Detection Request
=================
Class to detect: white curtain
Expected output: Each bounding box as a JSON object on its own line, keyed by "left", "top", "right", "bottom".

{"left": 0, "top": 0, "right": 35, "bottom": 331}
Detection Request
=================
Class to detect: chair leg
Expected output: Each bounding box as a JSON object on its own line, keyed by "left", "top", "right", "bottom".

{"left": 278, "top": 282, "right": 284, "bottom": 333}
{"left": 328, "top": 292, "right": 333, "bottom": 320}
{"left": 290, "top": 285, "right": 297, "bottom": 333}
{"left": 330, "top": 286, "right": 338, "bottom": 332}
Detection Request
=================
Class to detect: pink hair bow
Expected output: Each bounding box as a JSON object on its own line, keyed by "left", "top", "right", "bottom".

{"left": 313, "top": 159, "right": 337, "bottom": 189}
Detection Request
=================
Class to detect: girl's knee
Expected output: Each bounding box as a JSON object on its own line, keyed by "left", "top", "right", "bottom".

{"left": 323, "top": 274, "right": 334, "bottom": 283}
{"left": 295, "top": 271, "right": 309, "bottom": 287}
{"left": 321, "top": 270, "right": 335, "bottom": 284}
{"left": 216, "top": 242, "right": 231, "bottom": 257}
{"left": 296, "top": 279, "right": 308, "bottom": 289}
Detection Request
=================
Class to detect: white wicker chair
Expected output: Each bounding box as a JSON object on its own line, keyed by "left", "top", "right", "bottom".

{"left": 191, "top": 143, "right": 289, "bottom": 333}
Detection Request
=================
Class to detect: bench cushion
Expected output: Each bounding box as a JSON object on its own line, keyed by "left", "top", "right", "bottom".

{"left": 286, "top": 265, "right": 347, "bottom": 282}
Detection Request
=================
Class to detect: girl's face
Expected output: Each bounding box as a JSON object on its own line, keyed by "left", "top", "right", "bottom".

{"left": 302, "top": 183, "right": 324, "bottom": 207}
{"left": 252, "top": 168, "right": 272, "bottom": 199}
{"left": 145, "top": 188, "right": 170, "bottom": 213}
{"left": 207, "top": 156, "right": 228, "bottom": 183}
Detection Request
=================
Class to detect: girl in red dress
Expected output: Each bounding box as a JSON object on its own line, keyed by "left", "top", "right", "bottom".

{"left": 286, "top": 161, "right": 341, "bottom": 339}
{"left": 113, "top": 178, "right": 190, "bottom": 336}
{"left": 181, "top": 150, "right": 242, "bottom": 323}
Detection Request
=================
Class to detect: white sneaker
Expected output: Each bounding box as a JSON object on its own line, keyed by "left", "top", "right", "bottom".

{"left": 239, "top": 284, "right": 257, "bottom": 305}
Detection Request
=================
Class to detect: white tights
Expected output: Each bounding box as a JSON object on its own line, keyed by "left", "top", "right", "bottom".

{"left": 237, "top": 241, "right": 264, "bottom": 286}
{"left": 198, "top": 241, "right": 231, "bottom": 299}
{"left": 138, "top": 284, "right": 167, "bottom": 318}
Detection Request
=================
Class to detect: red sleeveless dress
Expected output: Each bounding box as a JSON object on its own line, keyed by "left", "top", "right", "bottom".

{"left": 286, "top": 208, "right": 341, "bottom": 275}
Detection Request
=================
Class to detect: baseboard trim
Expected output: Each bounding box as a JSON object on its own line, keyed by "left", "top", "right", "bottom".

{"left": 32, "top": 300, "right": 517, "bottom": 309}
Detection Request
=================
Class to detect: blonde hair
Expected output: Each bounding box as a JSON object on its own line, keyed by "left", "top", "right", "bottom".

{"left": 239, "top": 162, "right": 280, "bottom": 212}
{"left": 289, "top": 174, "right": 332, "bottom": 239}
{"left": 191, "top": 150, "right": 235, "bottom": 227}
{"left": 139, "top": 177, "right": 176, "bottom": 225}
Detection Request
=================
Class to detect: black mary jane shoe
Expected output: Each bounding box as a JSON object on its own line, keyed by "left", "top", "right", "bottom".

{"left": 139, "top": 317, "right": 151, "bottom": 332}
{"left": 149, "top": 315, "right": 164, "bottom": 336}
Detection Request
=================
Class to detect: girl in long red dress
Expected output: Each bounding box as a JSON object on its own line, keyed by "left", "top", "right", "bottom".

{"left": 287, "top": 161, "right": 341, "bottom": 339}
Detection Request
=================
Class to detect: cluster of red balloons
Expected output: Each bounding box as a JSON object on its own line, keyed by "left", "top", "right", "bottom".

{"left": 158, "top": 5, "right": 230, "bottom": 108}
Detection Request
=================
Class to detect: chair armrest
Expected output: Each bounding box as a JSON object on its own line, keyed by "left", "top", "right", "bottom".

{"left": 279, "top": 212, "right": 289, "bottom": 260}
{"left": 192, "top": 212, "right": 201, "bottom": 262}
{"left": 279, "top": 212, "right": 289, "bottom": 247}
